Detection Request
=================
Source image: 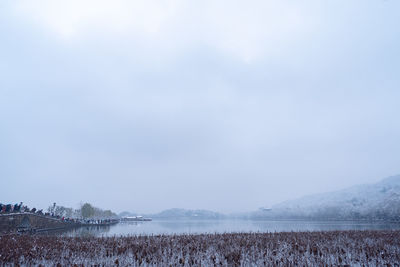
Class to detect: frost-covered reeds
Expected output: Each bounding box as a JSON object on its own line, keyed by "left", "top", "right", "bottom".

{"left": 1, "top": 230, "right": 399, "bottom": 266}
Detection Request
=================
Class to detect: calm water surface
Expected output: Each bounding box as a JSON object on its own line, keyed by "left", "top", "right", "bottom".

{"left": 62, "top": 219, "right": 400, "bottom": 237}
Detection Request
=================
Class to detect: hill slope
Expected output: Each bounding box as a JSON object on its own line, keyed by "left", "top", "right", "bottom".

{"left": 254, "top": 175, "right": 400, "bottom": 220}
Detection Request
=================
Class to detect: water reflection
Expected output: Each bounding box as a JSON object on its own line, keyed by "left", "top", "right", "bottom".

{"left": 59, "top": 219, "right": 400, "bottom": 237}
{"left": 59, "top": 225, "right": 112, "bottom": 237}
{"left": 249, "top": 220, "right": 400, "bottom": 232}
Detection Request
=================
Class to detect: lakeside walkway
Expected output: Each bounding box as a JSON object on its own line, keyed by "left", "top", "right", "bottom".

{"left": 0, "top": 213, "right": 118, "bottom": 234}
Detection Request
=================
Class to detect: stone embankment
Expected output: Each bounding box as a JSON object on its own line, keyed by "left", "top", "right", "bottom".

{"left": 0, "top": 213, "right": 78, "bottom": 233}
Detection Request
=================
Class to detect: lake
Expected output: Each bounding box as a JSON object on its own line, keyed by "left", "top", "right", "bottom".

{"left": 62, "top": 219, "right": 400, "bottom": 237}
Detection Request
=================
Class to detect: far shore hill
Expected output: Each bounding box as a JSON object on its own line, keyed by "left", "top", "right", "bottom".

{"left": 120, "top": 175, "right": 400, "bottom": 222}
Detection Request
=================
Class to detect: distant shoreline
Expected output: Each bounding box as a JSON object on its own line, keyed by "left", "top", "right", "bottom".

{"left": 150, "top": 217, "right": 400, "bottom": 223}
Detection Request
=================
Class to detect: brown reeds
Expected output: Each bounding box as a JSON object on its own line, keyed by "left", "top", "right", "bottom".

{"left": 0, "top": 230, "right": 399, "bottom": 266}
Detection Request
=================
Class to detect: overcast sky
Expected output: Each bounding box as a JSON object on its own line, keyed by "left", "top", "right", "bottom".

{"left": 1, "top": 0, "right": 400, "bottom": 213}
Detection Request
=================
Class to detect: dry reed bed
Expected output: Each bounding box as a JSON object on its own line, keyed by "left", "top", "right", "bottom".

{"left": 1, "top": 230, "right": 399, "bottom": 266}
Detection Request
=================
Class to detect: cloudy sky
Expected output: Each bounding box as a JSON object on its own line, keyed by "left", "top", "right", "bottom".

{"left": 1, "top": 0, "right": 399, "bottom": 213}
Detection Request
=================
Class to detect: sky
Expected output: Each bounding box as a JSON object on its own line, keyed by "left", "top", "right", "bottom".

{"left": 1, "top": 0, "right": 400, "bottom": 214}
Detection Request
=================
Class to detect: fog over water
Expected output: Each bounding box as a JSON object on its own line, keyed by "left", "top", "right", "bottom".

{"left": 1, "top": 0, "right": 400, "bottom": 214}
{"left": 61, "top": 220, "right": 400, "bottom": 237}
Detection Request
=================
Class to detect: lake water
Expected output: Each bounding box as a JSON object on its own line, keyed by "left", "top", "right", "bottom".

{"left": 62, "top": 219, "right": 400, "bottom": 237}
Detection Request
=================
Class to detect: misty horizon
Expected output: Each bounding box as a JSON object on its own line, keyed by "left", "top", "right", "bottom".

{"left": 1, "top": 0, "right": 400, "bottom": 214}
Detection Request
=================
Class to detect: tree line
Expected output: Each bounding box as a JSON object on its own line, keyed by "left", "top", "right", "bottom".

{"left": 47, "top": 203, "right": 117, "bottom": 219}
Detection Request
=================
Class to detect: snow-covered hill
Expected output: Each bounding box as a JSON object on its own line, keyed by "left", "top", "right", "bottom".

{"left": 254, "top": 175, "right": 400, "bottom": 220}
